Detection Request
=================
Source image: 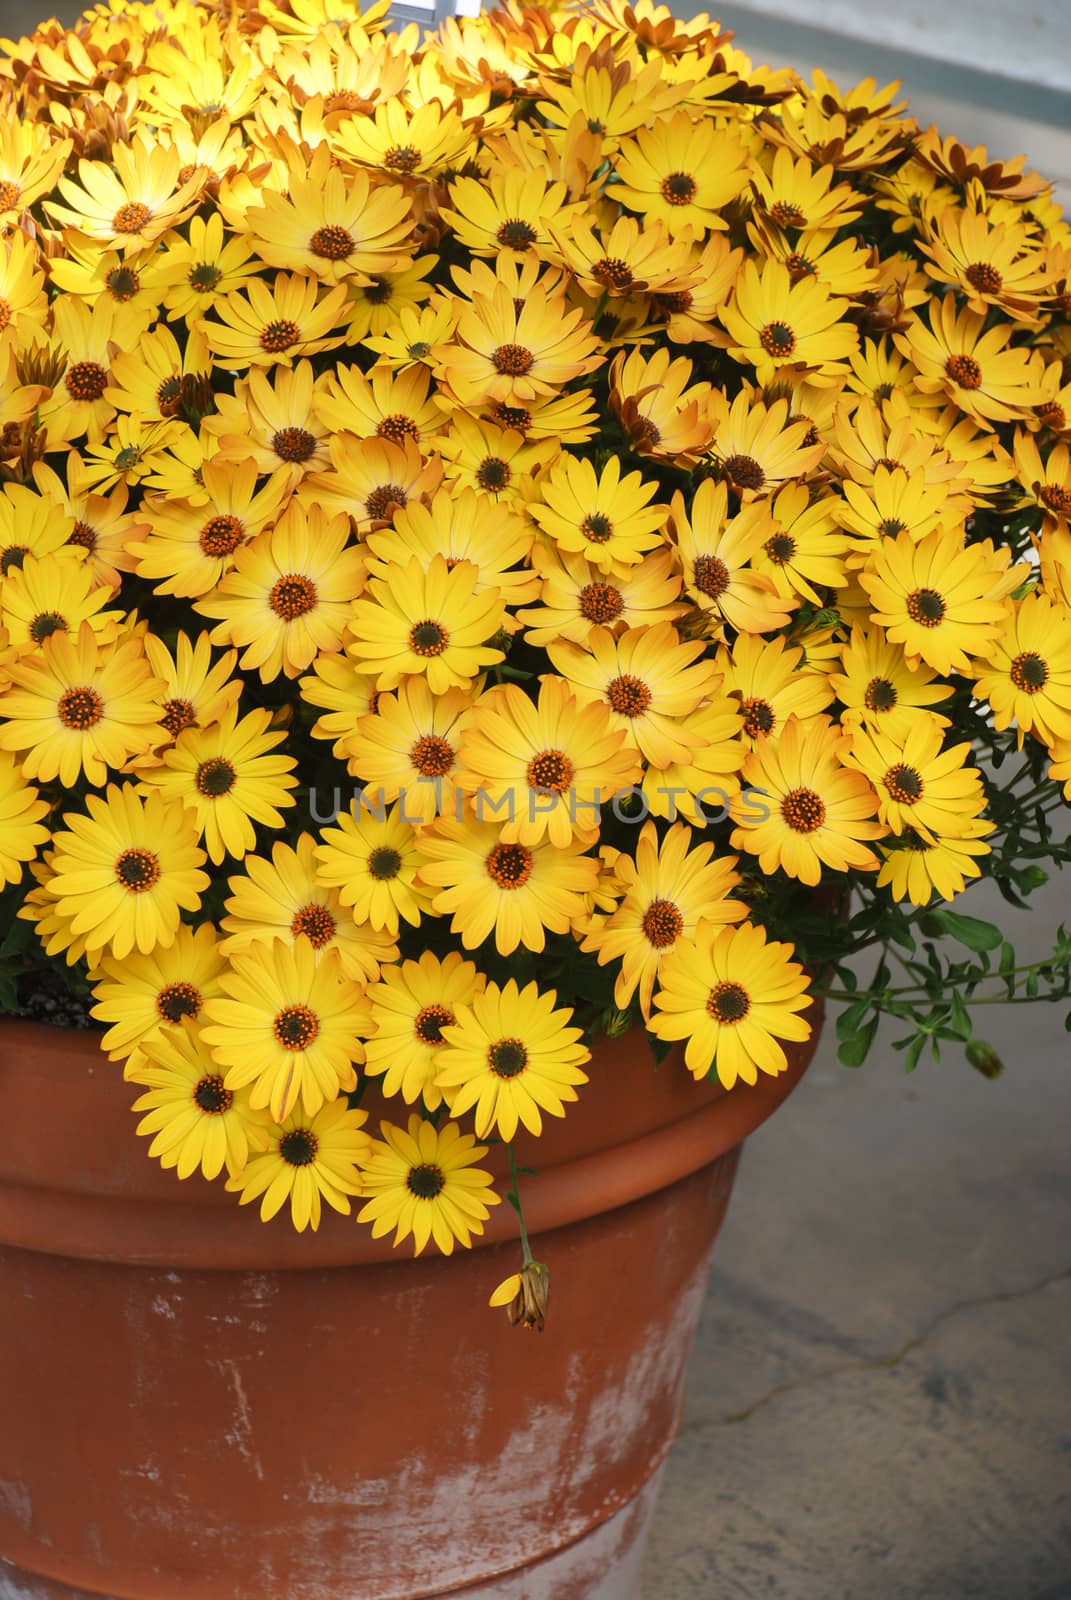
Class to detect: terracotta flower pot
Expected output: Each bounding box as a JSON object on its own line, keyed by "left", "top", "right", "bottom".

{"left": 0, "top": 1010, "right": 820, "bottom": 1600}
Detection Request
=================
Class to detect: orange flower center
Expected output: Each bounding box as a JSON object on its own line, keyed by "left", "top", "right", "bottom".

{"left": 660, "top": 171, "right": 697, "bottom": 205}
{"left": 193, "top": 1074, "right": 233, "bottom": 1114}
{"left": 581, "top": 512, "right": 613, "bottom": 544}
{"left": 781, "top": 786, "right": 827, "bottom": 833}
{"left": 196, "top": 756, "right": 237, "bottom": 797}
{"left": 409, "top": 619, "right": 448, "bottom": 657}
{"left": 492, "top": 343, "right": 534, "bottom": 377}
{"left": 273, "top": 1003, "right": 320, "bottom": 1050}
{"left": 864, "top": 676, "right": 899, "bottom": 712}
{"left": 65, "top": 361, "right": 108, "bottom": 402}
{"left": 945, "top": 353, "right": 982, "bottom": 389}
{"left": 404, "top": 733, "right": 452, "bottom": 778}
{"left": 496, "top": 218, "right": 538, "bottom": 250}
{"left": 414, "top": 1003, "right": 454, "bottom": 1044}
{"left": 606, "top": 672, "right": 652, "bottom": 716}
{"left": 476, "top": 456, "right": 511, "bottom": 492}
{"left": 365, "top": 483, "right": 407, "bottom": 520}
{"left": 270, "top": 574, "right": 318, "bottom": 619}
{"left": 0, "top": 180, "right": 21, "bottom": 211}
{"left": 906, "top": 586, "right": 946, "bottom": 626}
{"left": 706, "top": 980, "right": 750, "bottom": 1023}
{"left": 759, "top": 321, "right": 796, "bottom": 358}
{"left": 309, "top": 224, "right": 354, "bottom": 261}
{"left": 527, "top": 748, "right": 575, "bottom": 794}
{"left": 377, "top": 412, "right": 420, "bottom": 444}
{"left": 199, "top": 513, "right": 244, "bottom": 556}
{"left": 291, "top": 902, "right": 337, "bottom": 948}
{"left": 486, "top": 841, "right": 533, "bottom": 889}
{"left": 741, "top": 697, "right": 775, "bottom": 738}
{"left": 884, "top": 763, "right": 924, "bottom": 804}
{"left": 272, "top": 426, "right": 317, "bottom": 463}
{"left": 770, "top": 200, "right": 807, "bottom": 228}
{"left": 693, "top": 554, "right": 730, "bottom": 598}
{"left": 57, "top": 685, "right": 103, "bottom": 729}
{"left": 493, "top": 402, "right": 531, "bottom": 431}
{"left": 113, "top": 201, "right": 152, "bottom": 234}
{"left": 69, "top": 520, "right": 97, "bottom": 553}
{"left": 260, "top": 318, "right": 301, "bottom": 353}
{"left": 965, "top": 261, "right": 1003, "bottom": 294}
{"left": 579, "top": 581, "right": 624, "bottom": 624}
{"left": 157, "top": 980, "right": 203, "bottom": 1022}
{"left": 592, "top": 256, "right": 634, "bottom": 289}
{"left": 115, "top": 846, "right": 161, "bottom": 892}
{"left": 1036, "top": 401, "right": 1066, "bottom": 432}
{"left": 723, "top": 453, "right": 766, "bottom": 491}
{"left": 383, "top": 145, "right": 421, "bottom": 172}
{"left": 1040, "top": 483, "right": 1071, "bottom": 517}
{"left": 1009, "top": 651, "right": 1048, "bottom": 693}
{"left": 642, "top": 897, "right": 683, "bottom": 949}
{"left": 160, "top": 697, "right": 196, "bottom": 736}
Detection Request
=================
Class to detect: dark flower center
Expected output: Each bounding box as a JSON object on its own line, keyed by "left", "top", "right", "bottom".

{"left": 115, "top": 846, "right": 161, "bottom": 892}
{"left": 592, "top": 256, "right": 634, "bottom": 289}
{"left": 579, "top": 581, "right": 624, "bottom": 623}
{"left": 157, "top": 980, "right": 202, "bottom": 1022}
{"left": 160, "top": 697, "right": 196, "bottom": 736}
{"left": 377, "top": 413, "right": 420, "bottom": 444}
{"left": 65, "top": 361, "right": 108, "bottom": 402}
{"left": 741, "top": 697, "right": 775, "bottom": 737}
{"left": 407, "top": 1163, "right": 446, "bottom": 1198}
{"left": 194, "top": 1074, "right": 233, "bottom": 1114}
{"left": 309, "top": 224, "right": 354, "bottom": 261}
{"left": 642, "top": 897, "right": 683, "bottom": 949}
{"left": 280, "top": 1127, "right": 318, "bottom": 1165}
{"left": 273, "top": 1004, "right": 319, "bottom": 1050}
{"left": 486, "top": 841, "right": 533, "bottom": 888}
{"left": 781, "top": 786, "right": 826, "bottom": 833}
{"left": 693, "top": 554, "right": 730, "bottom": 599}
{"left": 864, "top": 676, "right": 899, "bottom": 712}
{"left": 199, "top": 513, "right": 244, "bottom": 557}
{"left": 945, "top": 353, "right": 982, "bottom": 390}
{"left": 764, "top": 532, "right": 796, "bottom": 564}
{"left": 272, "top": 426, "right": 317, "bottom": 463}
{"left": 906, "top": 587, "right": 946, "bottom": 626}
{"left": 884, "top": 763, "right": 924, "bottom": 803}
{"left": 770, "top": 200, "right": 807, "bottom": 228}
{"left": 29, "top": 611, "right": 67, "bottom": 643}
{"left": 365, "top": 483, "right": 407, "bottom": 521}
{"left": 706, "top": 980, "right": 750, "bottom": 1023}
{"left": 409, "top": 619, "right": 448, "bottom": 656}
{"left": 496, "top": 218, "right": 538, "bottom": 250}
{"left": 415, "top": 1003, "right": 454, "bottom": 1044}
{"left": 368, "top": 846, "right": 402, "bottom": 880}
{"left": 113, "top": 201, "right": 152, "bottom": 233}
{"left": 196, "top": 757, "right": 237, "bottom": 797}
{"left": 291, "top": 902, "right": 336, "bottom": 948}
{"left": 260, "top": 318, "right": 301, "bottom": 353}
{"left": 105, "top": 265, "right": 140, "bottom": 301}
{"left": 527, "top": 749, "right": 575, "bottom": 794}
{"left": 965, "top": 261, "right": 1003, "bottom": 294}
{"left": 488, "top": 1037, "right": 528, "bottom": 1078}
{"left": 759, "top": 321, "right": 797, "bottom": 358}
{"left": 581, "top": 512, "right": 613, "bottom": 544}
{"left": 492, "top": 343, "right": 534, "bottom": 376}
{"left": 57, "top": 686, "right": 103, "bottom": 729}
{"left": 661, "top": 171, "right": 697, "bottom": 205}
{"left": 723, "top": 453, "right": 766, "bottom": 491}
{"left": 1009, "top": 651, "right": 1048, "bottom": 692}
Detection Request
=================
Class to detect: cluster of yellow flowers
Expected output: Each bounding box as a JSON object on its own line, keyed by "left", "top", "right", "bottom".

{"left": 1, "top": 0, "right": 1070, "bottom": 1245}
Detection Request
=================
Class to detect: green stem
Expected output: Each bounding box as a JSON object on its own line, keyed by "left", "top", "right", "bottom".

{"left": 506, "top": 1141, "right": 534, "bottom": 1268}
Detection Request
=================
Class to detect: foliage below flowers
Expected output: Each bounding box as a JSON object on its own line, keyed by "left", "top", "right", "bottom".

{"left": 2, "top": 0, "right": 1071, "bottom": 1281}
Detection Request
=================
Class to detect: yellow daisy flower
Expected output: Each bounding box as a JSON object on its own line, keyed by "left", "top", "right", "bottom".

{"left": 130, "top": 460, "right": 293, "bottom": 599}
{"left": 0, "top": 549, "right": 120, "bottom": 657}
{"left": 456, "top": 677, "right": 642, "bottom": 849}
{"left": 651, "top": 921, "right": 813, "bottom": 1087}
{"left": 896, "top": 295, "right": 1048, "bottom": 427}
{"left": 314, "top": 360, "right": 440, "bottom": 448}
{"left": 300, "top": 651, "right": 382, "bottom": 759}
{"left": 334, "top": 97, "right": 475, "bottom": 179}
{"left": 151, "top": 212, "right": 260, "bottom": 322}
{"left": 89, "top": 922, "right": 226, "bottom": 1064}
{"left": 347, "top": 554, "right": 506, "bottom": 694}
{"left": 436, "top": 412, "right": 559, "bottom": 500}
{"left": 549, "top": 621, "right": 722, "bottom": 768}
{"left": 835, "top": 465, "right": 969, "bottom": 563}
{"left": 0, "top": 752, "right": 49, "bottom": 887}
{"left": 858, "top": 527, "right": 1018, "bottom": 675}
{"left": 829, "top": 625, "right": 953, "bottom": 739}
{"left": 613, "top": 112, "right": 750, "bottom": 235}
{"left": 518, "top": 545, "right": 686, "bottom": 649}
{"left": 1013, "top": 430, "right": 1071, "bottom": 530}
{"left": 581, "top": 820, "right": 746, "bottom": 1019}
{"left": 225, "top": 1098, "right": 372, "bottom": 1232}
{"left": 202, "top": 939, "right": 365, "bottom": 1123}
{"left": 315, "top": 800, "right": 430, "bottom": 935}
{"left": 876, "top": 821, "right": 993, "bottom": 907}
{"left": 708, "top": 391, "right": 825, "bottom": 498}
{"left": 0, "top": 119, "right": 71, "bottom": 221}
{"left": 730, "top": 714, "right": 884, "bottom": 885}
{"left": 128, "top": 1018, "right": 270, "bottom": 1183}
{"left": 31, "top": 457, "right": 141, "bottom": 592}
{"left": 0, "top": 622, "right": 164, "bottom": 788}
{"left": 220, "top": 834, "right": 397, "bottom": 985}
{"left": 360, "top": 951, "right": 485, "bottom": 1111}
{"left": 669, "top": 478, "right": 795, "bottom": 635}
{"left": 844, "top": 721, "right": 987, "bottom": 843}
{"left": 0, "top": 228, "right": 48, "bottom": 333}
{"left": 527, "top": 453, "right": 666, "bottom": 574}
{"left": 78, "top": 413, "right": 188, "bottom": 495}
{"left": 206, "top": 361, "right": 333, "bottom": 484}
{"left": 0, "top": 479, "right": 74, "bottom": 575}
{"left": 415, "top": 812, "right": 600, "bottom": 956}
{"left": 356, "top": 1114, "right": 500, "bottom": 1256}
{"left": 136, "top": 705, "right": 297, "bottom": 866}
{"left": 608, "top": 345, "right": 716, "bottom": 465}
{"left": 751, "top": 484, "right": 851, "bottom": 604}
{"left": 434, "top": 281, "right": 603, "bottom": 408}
{"left": 971, "top": 593, "right": 1071, "bottom": 749}
{"left": 245, "top": 143, "right": 414, "bottom": 284}
{"left": 442, "top": 167, "right": 577, "bottom": 259}
{"left": 919, "top": 203, "right": 1049, "bottom": 320}
{"left": 343, "top": 257, "right": 442, "bottom": 346}
{"left": 638, "top": 695, "right": 747, "bottom": 825}
{"left": 46, "top": 784, "right": 209, "bottom": 961}
{"left": 141, "top": 629, "right": 241, "bottom": 751}
{"left": 366, "top": 488, "right": 537, "bottom": 609}
{"left": 435, "top": 978, "right": 590, "bottom": 1141}
{"left": 345, "top": 677, "right": 474, "bottom": 824}
{"left": 46, "top": 137, "right": 206, "bottom": 254}
{"left": 200, "top": 274, "right": 349, "bottom": 369}
{"left": 720, "top": 259, "right": 859, "bottom": 386}
{"left": 714, "top": 632, "right": 834, "bottom": 744}
{"left": 751, "top": 146, "right": 864, "bottom": 233}
{"left": 196, "top": 503, "right": 365, "bottom": 682}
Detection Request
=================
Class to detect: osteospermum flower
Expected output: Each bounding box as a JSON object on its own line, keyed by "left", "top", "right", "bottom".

{"left": 226, "top": 1098, "right": 372, "bottom": 1232}
{"left": 455, "top": 677, "right": 642, "bottom": 848}
{"left": 669, "top": 478, "right": 796, "bottom": 635}
{"left": 128, "top": 1018, "right": 270, "bottom": 1181}
{"left": 202, "top": 940, "right": 364, "bottom": 1123}
{"left": 829, "top": 625, "right": 953, "bottom": 739}
{"left": 844, "top": 721, "right": 987, "bottom": 843}
{"left": 46, "top": 786, "right": 209, "bottom": 961}
{"left": 0, "top": 623, "right": 164, "bottom": 787}
{"left": 730, "top": 715, "right": 885, "bottom": 885}
{"left": 582, "top": 820, "right": 746, "bottom": 1019}
{"left": 359, "top": 951, "right": 485, "bottom": 1111}
{"left": 416, "top": 811, "right": 601, "bottom": 956}
{"left": 896, "top": 295, "right": 1048, "bottom": 427}
{"left": 714, "top": 633, "right": 834, "bottom": 745}
{"left": 315, "top": 801, "right": 429, "bottom": 935}
{"left": 720, "top": 260, "right": 858, "bottom": 386}
{"left": 365, "top": 489, "right": 537, "bottom": 609}
{"left": 858, "top": 527, "right": 1018, "bottom": 675}
{"left": 195, "top": 503, "right": 366, "bottom": 681}
{"left": 613, "top": 112, "right": 750, "bottom": 235}
{"left": 650, "top": 921, "right": 813, "bottom": 1088}
{"left": 435, "top": 979, "right": 591, "bottom": 1141}
{"left": 971, "top": 593, "right": 1071, "bottom": 749}
{"left": 152, "top": 212, "right": 260, "bottom": 322}
{"left": 1, "top": 549, "right": 120, "bottom": 657}
{"left": 518, "top": 545, "right": 687, "bottom": 648}
{"left": 46, "top": 137, "right": 206, "bottom": 253}
{"left": 752, "top": 485, "right": 851, "bottom": 604}
{"left": 527, "top": 453, "right": 667, "bottom": 573}
{"left": 433, "top": 281, "right": 602, "bottom": 408}
{"left": 136, "top": 706, "right": 298, "bottom": 866}
{"left": 876, "top": 820, "right": 993, "bottom": 907}
{"left": 199, "top": 273, "right": 349, "bottom": 369}
{"left": 709, "top": 392, "right": 825, "bottom": 499}
{"left": 346, "top": 554, "right": 506, "bottom": 693}
{"left": 344, "top": 677, "right": 474, "bottom": 824}
{"left": 220, "top": 834, "right": 397, "bottom": 986}
{"left": 141, "top": 630, "right": 241, "bottom": 751}
{"left": 89, "top": 922, "right": 226, "bottom": 1064}
{"left": 356, "top": 1115, "right": 500, "bottom": 1256}
{"left": 0, "top": 753, "right": 49, "bottom": 887}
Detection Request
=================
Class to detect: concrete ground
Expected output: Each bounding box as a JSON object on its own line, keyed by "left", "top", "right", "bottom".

{"left": 644, "top": 869, "right": 1071, "bottom": 1599}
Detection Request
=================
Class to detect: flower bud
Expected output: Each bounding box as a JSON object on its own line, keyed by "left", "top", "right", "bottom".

{"left": 488, "top": 1261, "right": 550, "bottom": 1332}
{"left": 965, "top": 1040, "right": 1004, "bottom": 1079}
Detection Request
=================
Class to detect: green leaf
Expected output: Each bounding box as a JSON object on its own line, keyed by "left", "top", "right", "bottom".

{"left": 948, "top": 992, "right": 973, "bottom": 1041}
{"left": 837, "top": 1016, "right": 879, "bottom": 1068}
{"left": 835, "top": 998, "right": 872, "bottom": 1040}
{"left": 904, "top": 1034, "right": 926, "bottom": 1073}
{"left": 920, "top": 909, "right": 1003, "bottom": 953}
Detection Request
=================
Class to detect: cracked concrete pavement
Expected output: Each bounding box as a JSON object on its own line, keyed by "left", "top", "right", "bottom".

{"left": 644, "top": 871, "right": 1071, "bottom": 1598}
